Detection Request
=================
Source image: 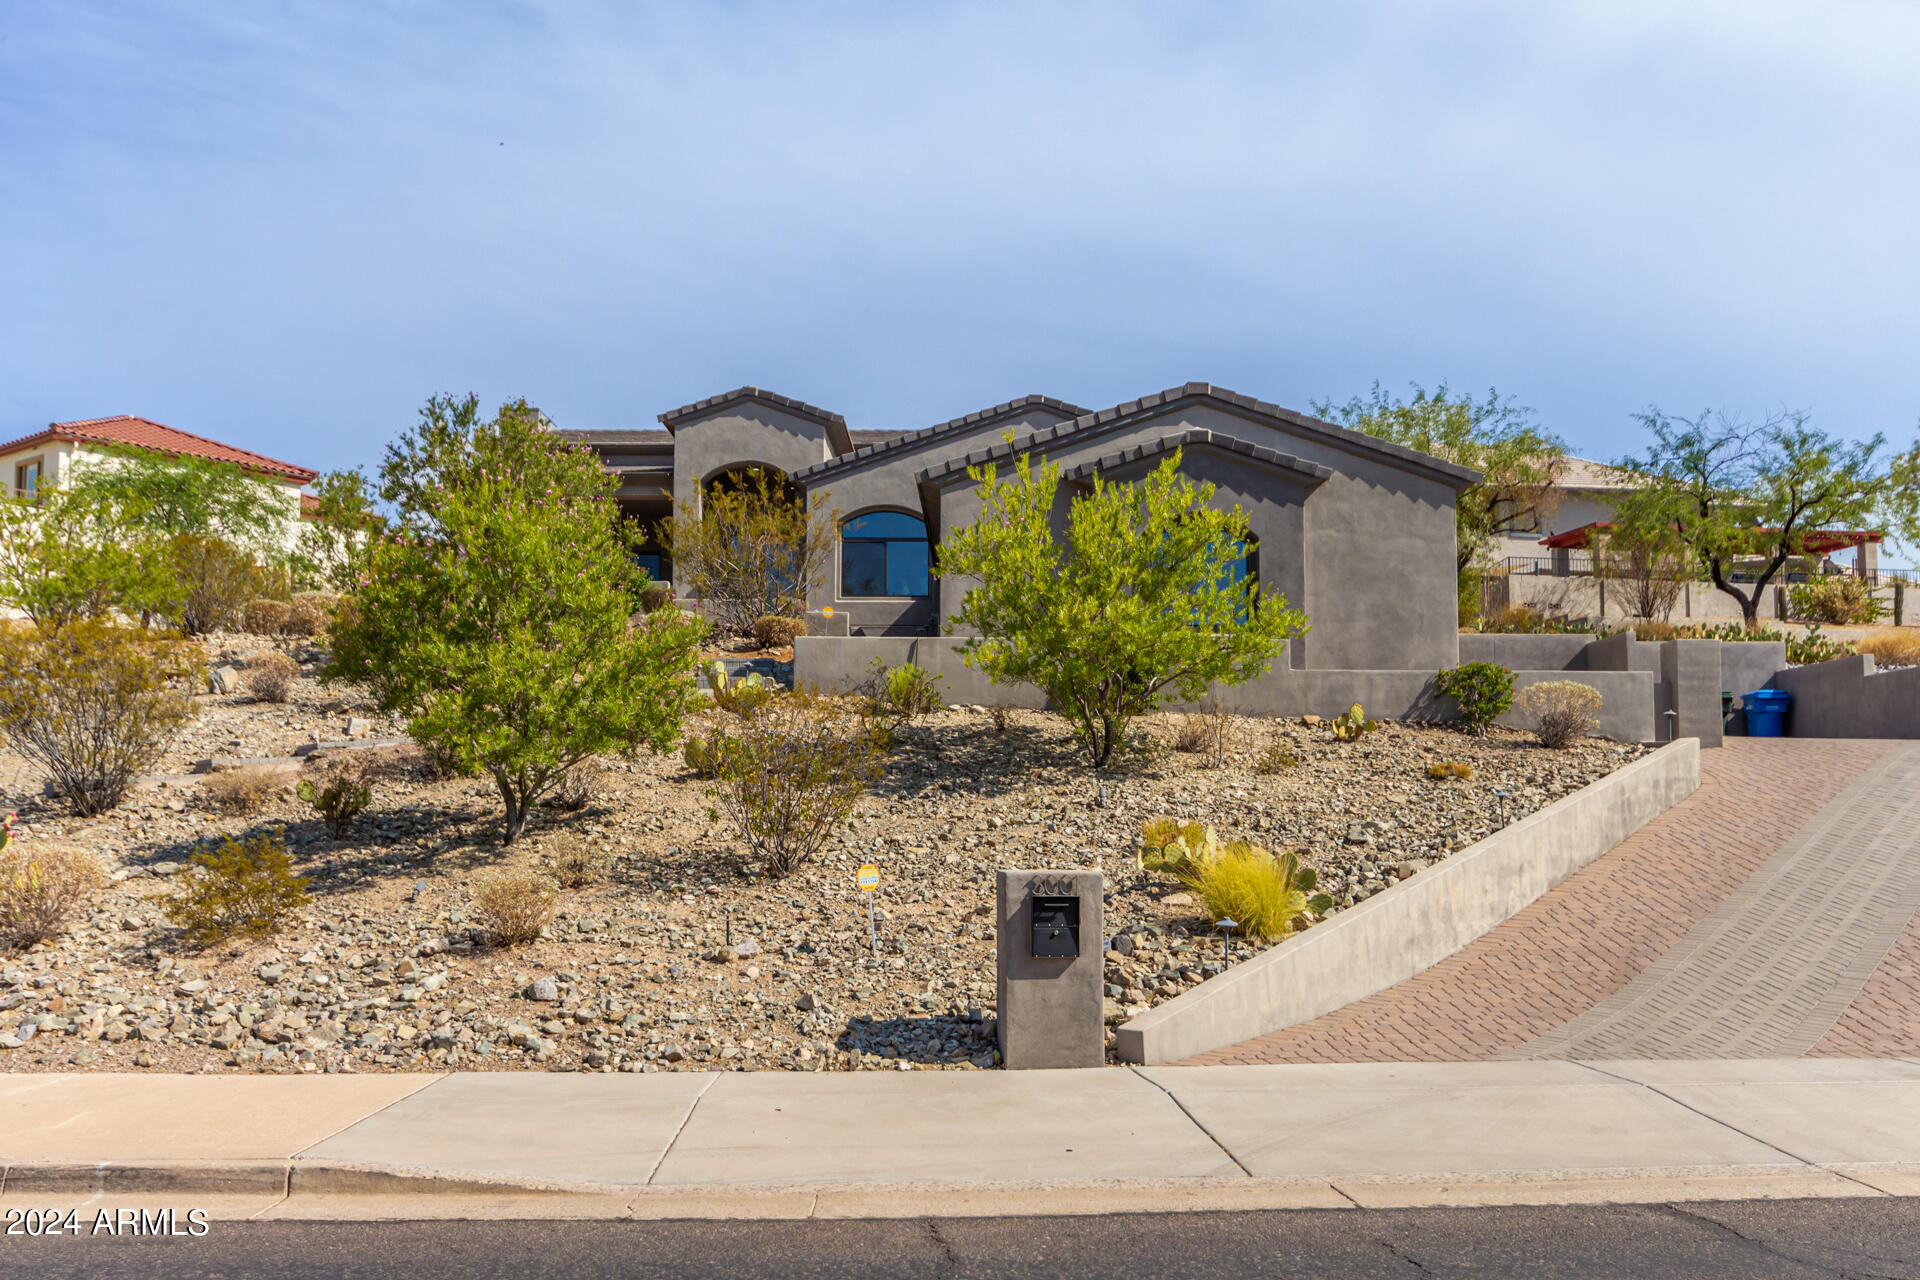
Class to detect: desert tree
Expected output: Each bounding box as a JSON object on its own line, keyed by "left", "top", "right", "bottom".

{"left": 326, "top": 397, "right": 704, "bottom": 843}
{"left": 1314, "top": 383, "right": 1566, "bottom": 573}
{"left": 1618, "top": 409, "right": 1918, "bottom": 629}
{"left": 937, "top": 448, "right": 1307, "bottom": 767}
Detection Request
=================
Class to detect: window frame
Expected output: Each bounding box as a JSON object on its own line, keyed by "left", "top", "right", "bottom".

{"left": 839, "top": 510, "right": 932, "bottom": 599}
{"left": 13, "top": 455, "right": 44, "bottom": 500}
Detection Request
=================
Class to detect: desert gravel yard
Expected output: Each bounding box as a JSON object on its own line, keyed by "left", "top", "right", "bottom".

{"left": 0, "top": 638, "right": 1643, "bottom": 1075}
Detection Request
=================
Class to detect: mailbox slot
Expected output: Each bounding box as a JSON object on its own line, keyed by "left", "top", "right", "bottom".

{"left": 1030, "top": 895, "right": 1080, "bottom": 958}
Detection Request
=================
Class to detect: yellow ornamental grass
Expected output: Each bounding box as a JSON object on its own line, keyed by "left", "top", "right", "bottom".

{"left": 1137, "top": 818, "right": 1333, "bottom": 941}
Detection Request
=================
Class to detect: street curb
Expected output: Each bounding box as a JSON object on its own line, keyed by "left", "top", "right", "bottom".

{"left": 6, "top": 1159, "right": 1915, "bottom": 1219}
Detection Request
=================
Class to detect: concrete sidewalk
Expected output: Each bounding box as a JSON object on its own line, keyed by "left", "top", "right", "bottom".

{"left": 3, "top": 1059, "right": 1918, "bottom": 1219}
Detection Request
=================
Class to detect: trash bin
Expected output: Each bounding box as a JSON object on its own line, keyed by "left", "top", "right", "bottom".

{"left": 1744, "top": 689, "right": 1791, "bottom": 737}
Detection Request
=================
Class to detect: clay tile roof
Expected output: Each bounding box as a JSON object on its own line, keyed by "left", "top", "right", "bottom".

{"left": 0, "top": 415, "right": 317, "bottom": 483}
{"left": 791, "top": 395, "right": 1088, "bottom": 484}
{"left": 1058, "top": 428, "right": 1335, "bottom": 486}
{"left": 915, "top": 383, "right": 1481, "bottom": 489}
{"left": 657, "top": 387, "right": 846, "bottom": 432}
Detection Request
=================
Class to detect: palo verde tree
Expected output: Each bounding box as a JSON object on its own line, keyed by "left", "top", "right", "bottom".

{"left": 1618, "top": 409, "right": 1920, "bottom": 630}
{"left": 326, "top": 397, "right": 706, "bottom": 843}
{"left": 937, "top": 448, "right": 1307, "bottom": 767}
{"left": 64, "top": 444, "right": 292, "bottom": 559}
{"left": 1313, "top": 383, "right": 1566, "bottom": 573}
{"left": 0, "top": 488, "right": 178, "bottom": 630}
{"left": 660, "top": 467, "right": 833, "bottom": 638}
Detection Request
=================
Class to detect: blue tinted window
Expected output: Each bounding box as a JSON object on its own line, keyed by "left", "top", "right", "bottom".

{"left": 844, "top": 512, "right": 926, "bottom": 540}
{"left": 842, "top": 512, "right": 930, "bottom": 598}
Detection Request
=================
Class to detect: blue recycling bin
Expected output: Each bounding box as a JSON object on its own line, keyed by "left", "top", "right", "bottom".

{"left": 1744, "top": 689, "right": 1791, "bottom": 737}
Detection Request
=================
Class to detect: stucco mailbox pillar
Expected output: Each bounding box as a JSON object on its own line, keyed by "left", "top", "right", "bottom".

{"left": 995, "top": 869, "right": 1105, "bottom": 1069}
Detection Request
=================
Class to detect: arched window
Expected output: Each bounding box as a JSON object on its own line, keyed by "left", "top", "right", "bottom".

{"left": 1219, "top": 534, "right": 1258, "bottom": 593}
{"left": 842, "top": 512, "right": 930, "bottom": 597}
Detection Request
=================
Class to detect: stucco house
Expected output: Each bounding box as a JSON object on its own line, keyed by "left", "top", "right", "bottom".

{"left": 561, "top": 382, "right": 1480, "bottom": 674}
{"left": 0, "top": 414, "right": 317, "bottom": 552}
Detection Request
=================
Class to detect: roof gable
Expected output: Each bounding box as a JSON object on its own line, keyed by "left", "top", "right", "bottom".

{"left": 917, "top": 383, "right": 1482, "bottom": 490}
{"left": 792, "top": 394, "right": 1087, "bottom": 485}
{"left": 657, "top": 387, "right": 851, "bottom": 454}
{"left": 0, "top": 415, "right": 317, "bottom": 482}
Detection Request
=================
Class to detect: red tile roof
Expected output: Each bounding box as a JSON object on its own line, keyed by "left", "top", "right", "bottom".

{"left": 1541, "top": 521, "right": 1883, "bottom": 553}
{"left": 0, "top": 415, "right": 317, "bottom": 483}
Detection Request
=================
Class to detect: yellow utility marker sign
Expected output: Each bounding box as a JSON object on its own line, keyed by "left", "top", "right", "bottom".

{"left": 858, "top": 863, "right": 880, "bottom": 960}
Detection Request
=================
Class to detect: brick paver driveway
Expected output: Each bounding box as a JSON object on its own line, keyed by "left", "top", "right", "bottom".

{"left": 1186, "top": 738, "right": 1915, "bottom": 1066}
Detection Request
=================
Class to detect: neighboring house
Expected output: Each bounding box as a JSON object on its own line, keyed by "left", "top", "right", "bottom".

{"left": 0, "top": 414, "right": 319, "bottom": 552}
{"left": 559, "top": 383, "right": 1479, "bottom": 672}
{"left": 1490, "top": 455, "right": 1641, "bottom": 572}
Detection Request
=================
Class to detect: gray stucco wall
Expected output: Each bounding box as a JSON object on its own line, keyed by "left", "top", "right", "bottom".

{"left": 799, "top": 406, "right": 1078, "bottom": 635}
{"left": 1768, "top": 655, "right": 1920, "bottom": 738}
{"left": 1457, "top": 633, "right": 1595, "bottom": 671}
{"left": 668, "top": 402, "right": 837, "bottom": 518}
{"left": 793, "top": 637, "right": 1657, "bottom": 741}
{"left": 922, "top": 399, "right": 1465, "bottom": 673}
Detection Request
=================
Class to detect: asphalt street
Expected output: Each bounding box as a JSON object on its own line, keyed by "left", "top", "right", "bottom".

{"left": 3, "top": 1200, "right": 1918, "bottom": 1279}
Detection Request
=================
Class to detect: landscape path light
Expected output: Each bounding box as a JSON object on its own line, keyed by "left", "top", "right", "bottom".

{"left": 1215, "top": 916, "right": 1238, "bottom": 968}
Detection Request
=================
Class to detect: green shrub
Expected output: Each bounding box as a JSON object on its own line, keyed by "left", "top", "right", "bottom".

{"left": 325, "top": 402, "right": 706, "bottom": 844}
{"left": 0, "top": 621, "right": 202, "bottom": 816}
{"left": 541, "top": 833, "right": 605, "bottom": 888}
{"left": 637, "top": 582, "right": 674, "bottom": 613}
{"left": 1426, "top": 760, "right": 1473, "bottom": 780}
{"left": 244, "top": 651, "right": 298, "bottom": 702}
{"left": 165, "top": 830, "right": 310, "bottom": 947}
{"left": 861, "top": 659, "right": 945, "bottom": 724}
{"left": 708, "top": 703, "right": 885, "bottom": 878}
{"left": 1254, "top": 743, "right": 1299, "bottom": 775}
{"left": 1457, "top": 569, "right": 1481, "bottom": 629}
{"left": 244, "top": 598, "right": 292, "bottom": 635}
{"left": 471, "top": 870, "right": 557, "bottom": 946}
{"left": 203, "top": 765, "right": 282, "bottom": 815}
{"left": 1435, "top": 661, "right": 1515, "bottom": 734}
{"left": 1329, "top": 703, "right": 1376, "bottom": 742}
{"left": 285, "top": 592, "right": 338, "bottom": 636}
{"left": 1475, "top": 606, "right": 1604, "bottom": 635}
{"left": 171, "top": 535, "right": 261, "bottom": 635}
{"left": 1789, "top": 577, "right": 1883, "bottom": 625}
{"left": 752, "top": 615, "right": 808, "bottom": 648}
{"left": 296, "top": 761, "right": 372, "bottom": 838}
{"left": 1515, "top": 681, "right": 1603, "bottom": 748}
{"left": 0, "top": 840, "right": 103, "bottom": 950}
{"left": 682, "top": 727, "right": 723, "bottom": 778}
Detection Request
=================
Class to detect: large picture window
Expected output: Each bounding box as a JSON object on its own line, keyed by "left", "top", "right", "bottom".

{"left": 842, "top": 512, "right": 930, "bottom": 597}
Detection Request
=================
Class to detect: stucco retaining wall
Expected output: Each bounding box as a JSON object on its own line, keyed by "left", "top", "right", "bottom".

{"left": 794, "top": 637, "right": 1659, "bottom": 740}
{"left": 1768, "top": 655, "right": 1920, "bottom": 738}
{"left": 1457, "top": 633, "right": 1594, "bottom": 671}
{"left": 1112, "top": 737, "right": 1702, "bottom": 1065}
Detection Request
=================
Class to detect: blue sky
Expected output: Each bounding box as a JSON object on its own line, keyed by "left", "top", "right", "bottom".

{"left": 4, "top": 1, "right": 1918, "bottom": 479}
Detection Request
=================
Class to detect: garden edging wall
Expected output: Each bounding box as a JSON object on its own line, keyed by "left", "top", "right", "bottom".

{"left": 1112, "top": 737, "right": 1702, "bottom": 1065}
{"left": 793, "top": 637, "right": 1659, "bottom": 740}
